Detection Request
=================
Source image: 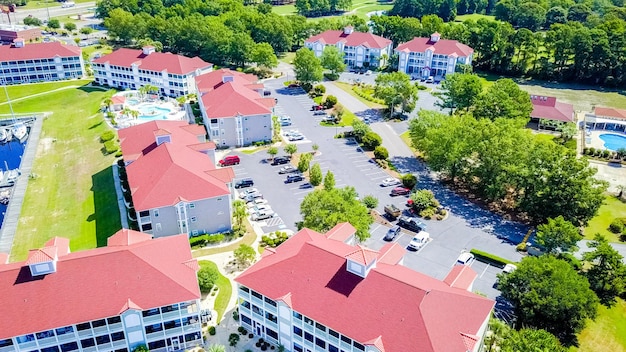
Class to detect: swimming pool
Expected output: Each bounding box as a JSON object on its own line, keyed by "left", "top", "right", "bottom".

{"left": 126, "top": 98, "right": 140, "bottom": 106}
{"left": 599, "top": 133, "right": 626, "bottom": 151}
{"left": 135, "top": 105, "right": 173, "bottom": 121}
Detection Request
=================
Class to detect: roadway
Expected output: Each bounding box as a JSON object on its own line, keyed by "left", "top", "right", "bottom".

{"left": 12, "top": 1, "right": 96, "bottom": 23}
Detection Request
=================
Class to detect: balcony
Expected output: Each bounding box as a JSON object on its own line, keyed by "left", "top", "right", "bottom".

{"left": 112, "top": 340, "right": 128, "bottom": 348}
{"left": 83, "top": 346, "right": 97, "bottom": 352}
{"left": 163, "top": 327, "right": 184, "bottom": 336}
{"left": 161, "top": 310, "right": 181, "bottom": 320}
{"left": 0, "top": 346, "right": 15, "bottom": 352}
{"left": 56, "top": 333, "right": 76, "bottom": 343}
{"left": 143, "top": 314, "right": 162, "bottom": 324}
{"left": 92, "top": 326, "right": 108, "bottom": 335}
{"left": 16, "top": 341, "right": 36, "bottom": 350}
{"left": 146, "top": 331, "right": 165, "bottom": 340}
{"left": 108, "top": 323, "right": 123, "bottom": 331}
{"left": 77, "top": 329, "right": 93, "bottom": 338}
{"left": 36, "top": 336, "right": 58, "bottom": 347}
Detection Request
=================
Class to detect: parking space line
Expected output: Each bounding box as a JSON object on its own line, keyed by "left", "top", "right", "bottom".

{"left": 293, "top": 190, "right": 313, "bottom": 195}
{"left": 370, "top": 175, "right": 389, "bottom": 180}
{"left": 365, "top": 172, "right": 383, "bottom": 176}
{"left": 479, "top": 264, "right": 490, "bottom": 278}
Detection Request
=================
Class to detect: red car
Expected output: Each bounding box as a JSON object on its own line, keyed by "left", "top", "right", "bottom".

{"left": 288, "top": 83, "right": 300, "bottom": 89}
{"left": 311, "top": 104, "right": 324, "bottom": 111}
{"left": 390, "top": 187, "right": 411, "bottom": 196}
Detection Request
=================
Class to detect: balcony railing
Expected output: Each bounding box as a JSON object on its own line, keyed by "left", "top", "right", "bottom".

{"left": 162, "top": 310, "right": 181, "bottom": 320}
{"left": 0, "top": 346, "right": 15, "bottom": 352}
{"left": 36, "top": 336, "right": 58, "bottom": 347}
{"left": 16, "top": 341, "right": 37, "bottom": 350}
{"left": 143, "top": 314, "right": 162, "bottom": 323}
{"left": 146, "top": 331, "right": 165, "bottom": 341}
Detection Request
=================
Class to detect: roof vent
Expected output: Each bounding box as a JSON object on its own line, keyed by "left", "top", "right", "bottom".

{"left": 142, "top": 46, "right": 155, "bottom": 55}
{"left": 430, "top": 32, "right": 440, "bottom": 43}
{"left": 13, "top": 38, "right": 24, "bottom": 48}
{"left": 222, "top": 75, "right": 234, "bottom": 83}
{"left": 343, "top": 26, "right": 354, "bottom": 35}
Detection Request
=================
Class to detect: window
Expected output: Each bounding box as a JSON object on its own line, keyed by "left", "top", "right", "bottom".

{"left": 41, "top": 347, "right": 60, "bottom": 352}
{"left": 76, "top": 323, "right": 91, "bottom": 331}
{"left": 293, "top": 326, "right": 302, "bottom": 337}
{"left": 315, "top": 322, "right": 326, "bottom": 332}
{"left": 60, "top": 342, "right": 78, "bottom": 352}
{"left": 315, "top": 338, "right": 326, "bottom": 349}
{"left": 148, "top": 340, "right": 166, "bottom": 350}
{"left": 139, "top": 210, "right": 150, "bottom": 217}
{"left": 142, "top": 308, "right": 159, "bottom": 317}
{"left": 252, "top": 305, "right": 262, "bottom": 316}
{"left": 293, "top": 312, "right": 302, "bottom": 320}
{"left": 36, "top": 330, "right": 54, "bottom": 339}
{"left": 266, "top": 328, "right": 278, "bottom": 340}
{"left": 189, "top": 203, "right": 195, "bottom": 209}
{"left": 341, "top": 335, "right": 351, "bottom": 344}
{"left": 241, "top": 300, "right": 250, "bottom": 309}
{"left": 293, "top": 343, "right": 303, "bottom": 352}
{"left": 191, "top": 217, "right": 197, "bottom": 223}
{"left": 80, "top": 338, "right": 95, "bottom": 348}
{"left": 264, "top": 297, "right": 276, "bottom": 307}
{"left": 185, "top": 332, "right": 201, "bottom": 342}
{"left": 164, "top": 320, "right": 181, "bottom": 330}
{"left": 0, "top": 340, "right": 13, "bottom": 348}
{"left": 96, "top": 335, "right": 110, "bottom": 345}
{"left": 265, "top": 312, "right": 277, "bottom": 323}
{"left": 111, "top": 332, "right": 125, "bottom": 341}
{"left": 353, "top": 342, "right": 365, "bottom": 351}
{"left": 328, "top": 344, "right": 338, "bottom": 352}
{"left": 155, "top": 223, "right": 162, "bottom": 231}
{"left": 241, "top": 314, "right": 252, "bottom": 325}
{"left": 303, "top": 316, "right": 314, "bottom": 326}
{"left": 141, "top": 223, "right": 153, "bottom": 231}
{"left": 91, "top": 319, "right": 106, "bottom": 328}
{"left": 329, "top": 329, "right": 339, "bottom": 338}
{"left": 153, "top": 209, "right": 159, "bottom": 217}
{"left": 210, "top": 119, "right": 218, "bottom": 124}
{"left": 304, "top": 332, "right": 313, "bottom": 343}
{"left": 240, "top": 286, "right": 250, "bottom": 293}
{"left": 107, "top": 317, "right": 121, "bottom": 324}
{"left": 251, "top": 290, "right": 262, "bottom": 299}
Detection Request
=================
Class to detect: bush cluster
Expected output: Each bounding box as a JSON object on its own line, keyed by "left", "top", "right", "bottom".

{"left": 582, "top": 147, "right": 624, "bottom": 161}
{"left": 373, "top": 146, "right": 389, "bottom": 160}
{"left": 208, "top": 326, "right": 216, "bottom": 335}
{"left": 609, "top": 218, "right": 626, "bottom": 234}
{"left": 104, "top": 140, "right": 119, "bottom": 154}
{"left": 362, "top": 131, "right": 382, "bottom": 150}
{"left": 261, "top": 231, "right": 289, "bottom": 248}
{"left": 323, "top": 95, "right": 338, "bottom": 109}
{"left": 189, "top": 233, "right": 226, "bottom": 248}
{"left": 352, "top": 85, "right": 385, "bottom": 105}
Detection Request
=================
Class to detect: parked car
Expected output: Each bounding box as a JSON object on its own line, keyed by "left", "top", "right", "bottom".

{"left": 263, "top": 90, "right": 271, "bottom": 96}
{"left": 280, "top": 118, "right": 292, "bottom": 126}
{"left": 397, "top": 216, "right": 426, "bottom": 233}
{"left": 288, "top": 83, "right": 300, "bottom": 89}
{"left": 311, "top": 104, "right": 324, "bottom": 111}
{"left": 425, "top": 76, "right": 435, "bottom": 83}
{"left": 284, "top": 129, "right": 300, "bottom": 137}
{"left": 271, "top": 157, "right": 290, "bottom": 166}
{"left": 234, "top": 178, "right": 254, "bottom": 189}
{"left": 313, "top": 110, "right": 326, "bottom": 116}
{"left": 251, "top": 210, "right": 276, "bottom": 221}
{"left": 251, "top": 204, "right": 273, "bottom": 214}
{"left": 246, "top": 198, "right": 269, "bottom": 209}
{"left": 407, "top": 231, "right": 430, "bottom": 251}
{"left": 384, "top": 226, "right": 401, "bottom": 241}
{"left": 279, "top": 165, "right": 298, "bottom": 174}
{"left": 285, "top": 174, "right": 305, "bottom": 183}
{"left": 239, "top": 187, "right": 259, "bottom": 198}
{"left": 244, "top": 193, "right": 264, "bottom": 203}
{"left": 456, "top": 252, "right": 475, "bottom": 265}
{"left": 288, "top": 134, "right": 304, "bottom": 141}
{"left": 219, "top": 155, "right": 240, "bottom": 166}
{"left": 503, "top": 263, "right": 517, "bottom": 273}
{"left": 300, "top": 182, "right": 313, "bottom": 189}
{"left": 380, "top": 177, "right": 401, "bottom": 187}
{"left": 390, "top": 187, "right": 411, "bottom": 196}
{"left": 384, "top": 204, "right": 402, "bottom": 219}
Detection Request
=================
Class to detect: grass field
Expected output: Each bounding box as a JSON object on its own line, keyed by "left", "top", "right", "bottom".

{"left": 1, "top": 82, "right": 121, "bottom": 261}
{"left": 573, "top": 299, "right": 626, "bottom": 352}
{"left": 278, "top": 52, "right": 296, "bottom": 65}
{"left": 584, "top": 196, "right": 626, "bottom": 242}
{"left": 334, "top": 82, "right": 384, "bottom": 109}
{"left": 272, "top": 0, "right": 392, "bottom": 19}
{"left": 198, "top": 260, "right": 232, "bottom": 323}
{"left": 0, "top": 79, "right": 93, "bottom": 103}
{"left": 455, "top": 13, "right": 496, "bottom": 22}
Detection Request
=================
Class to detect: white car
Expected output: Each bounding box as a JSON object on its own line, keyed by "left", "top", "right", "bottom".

{"left": 288, "top": 134, "right": 305, "bottom": 141}
{"left": 425, "top": 76, "right": 435, "bottom": 83}
{"left": 456, "top": 252, "right": 475, "bottom": 266}
{"left": 251, "top": 210, "right": 276, "bottom": 221}
{"left": 246, "top": 198, "right": 269, "bottom": 209}
{"left": 503, "top": 264, "right": 517, "bottom": 273}
{"left": 239, "top": 188, "right": 258, "bottom": 199}
{"left": 408, "top": 231, "right": 430, "bottom": 250}
{"left": 380, "top": 177, "right": 401, "bottom": 187}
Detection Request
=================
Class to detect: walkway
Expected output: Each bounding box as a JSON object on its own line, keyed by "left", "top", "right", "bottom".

{"left": 0, "top": 114, "right": 45, "bottom": 255}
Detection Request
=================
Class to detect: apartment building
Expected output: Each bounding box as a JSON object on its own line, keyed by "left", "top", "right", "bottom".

{"left": 396, "top": 33, "right": 474, "bottom": 79}
{"left": 0, "top": 39, "right": 84, "bottom": 85}
{"left": 118, "top": 120, "right": 235, "bottom": 237}
{"left": 235, "top": 223, "right": 495, "bottom": 352}
{"left": 0, "top": 230, "right": 203, "bottom": 352}
{"left": 93, "top": 47, "right": 213, "bottom": 97}
{"left": 196, "top": 69, "right": 275, "bottom": 147}
{"left": 304, "top": 27, "right": 393, "bottom": 68}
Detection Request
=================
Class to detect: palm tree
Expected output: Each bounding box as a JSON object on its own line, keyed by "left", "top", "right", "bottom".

{"left": 102, "top": 97, "right": 113, "bottom": 111}
{"left": 484, "top": 318, "right": 510, "bottom": 352}
{"left": 232, "top": 200, "right": 247, "bottom": 230}
{"left": 207, "top": 345, "right": 226, "bottom": 352}
{"left": 129, "top": 109, "right": 139, "bottom": 120}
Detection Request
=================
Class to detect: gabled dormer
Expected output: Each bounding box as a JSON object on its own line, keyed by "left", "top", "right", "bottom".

{"left": 430, "top": 32, "right": 440, "bottom": 43}
{"left": 26, "top": 247, "right": 59, "bottom": 276}
{"left": 154, "top": 128, "right": 172, "bottom": 145}
{"left": 345, "top": 246, "right": 379, "bottom": 278}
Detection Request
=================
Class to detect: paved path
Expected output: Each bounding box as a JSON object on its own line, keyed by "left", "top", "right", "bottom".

{"left": 0, "top": 115, "right": 44, "bottom": 255}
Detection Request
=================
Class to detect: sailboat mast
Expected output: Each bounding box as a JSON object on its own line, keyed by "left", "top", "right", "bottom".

{"left": 2, "top": 84, "right": 15, "bottom": 120}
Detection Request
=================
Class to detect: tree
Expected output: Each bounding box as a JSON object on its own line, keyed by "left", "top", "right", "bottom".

{"left": 234, "top": 244, "right": 256, "bottom": 269}
{"left": 409, "top": 189, "right": 439, "bottom": 211}
{"left": 284, "top": 144, "right": 297, "bottom": 158}
{"left": 80, "top": 27, "right": 94, "bottom": 35}
{"left": 207, "top": 345, "right": 226, "bottom": 352}
{"left": 351, "top": 119, "right": 370, "bottom": 142}
{"left": 298, "top": 152, "right": 313, "bottom": 172}
{"left": 546, "top": 6, "right": 568, "bottom": 27}
{"left": 361, "top": 131, "right": 382, "bottom": 150}
{"left": 373, "top": 72, "right": 419, "bottom": 118}
{"left": 228, "top": 32, "right": 255, "bottom": 67}
{"left": 232, "top": 200, "right": 247, "bottom": 230}
{"left": 497, "top": 256, "right": 598, "bottom": 342}
{"left": 251, "top": 42, "right": 278, "bottom": 68}
{"left": 484, "top": 318, "right": 511, "bottom": 352}
{"left": 362, "top": 194, "right": 378, "bottom": 209}
{"left": 64, "top": 22, "right": 77, "bottom": 32}
{"left": 309, "top": 163, "right": 323, "bottom": 186}
{"left": 323, "top": 170, "right": 335, "bottom": 191}
{"left": 300, "top": 187, "right": 373, "bottom": 241}
{"left": 401, "top": 174, "right": 418, "bottom": 189}
{"left": 293, "top": 47, "right": 323, "bottom": 85}
{"left": 47, "top": 19, "right": 60, "bottom": 30}
{"left": 556, "top": 122, "right": 578, "bottom": 141}
{"left": 513, "top": 2, "right": 546, "bottom": 31}
{"left": 197, "top": 265, "right": 219, "bottom": 293}
{"left": 104, "top": 8, "right": 137, "bottom": 43}
{"left": 373, "top": 146, "right": 388, "bottom": 160}
{"left": 23, "top": 16, "right": 42, "bottom": 26}
{"left": 499, "top": 329, "right": 566, "bottom": 352}
{"left": 312, "top": 143, "right": 319, "bottom": 155}
{"left": 472, "top": 79, "right": 532, "bottom": 121}
{"left": 320, "top": 46, "right": 346, "bottom": 80}
{"left": 434, "top": 73, "right": 483, "bottom": 113}
{"left": 583, "top": 234, "right": 626, "bottom": 306}
{"left": 267, "top": 146, "right": 278, "bottom": 160}
{"left": 535, "top": 216, "right": 582, "bottom": 254}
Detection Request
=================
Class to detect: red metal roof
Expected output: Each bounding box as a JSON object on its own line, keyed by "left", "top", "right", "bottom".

{"left": 395, "top": 36, "right": 473, "bottom": 57}
{"left": 0, "top": 42, "right": 81, "bottom": 61}
{"left": 345, "top": 246, "right": 379, "bottom": 266}
{"left": 530, "top": 96, "right": 574, "bottom": 122}
{"left": 92, "top": 48, "right": 212, "bottom": 75}
{"left": 443, "top": 265, "right": 478, "bottom": 291}
{"left": 0, "top": 231, "right": 200, "bottom": 339}
{"left": 195, "top": 68, "right": 258, "bottom": 93}
{"left": 305, "top": 30, "right": 392, "bottom": 49}
{"left": 201, "top": 81, "right": 274, "bottom": 118}
{"left": 594, "top": 107, "right": 626, "bottom": 120}
{"left": 236, "top": 223, "right": 494, "bottom": 352}
{"left": 325, "top": 222, "right": 355, "bottom": 242}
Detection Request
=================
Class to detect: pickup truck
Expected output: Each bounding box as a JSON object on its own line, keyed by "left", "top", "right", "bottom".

{"left": 384, "top": 204, "right": 401, "bottom": 219}
{"left": 397, "top": 216, "right": 427, "bottom": 233}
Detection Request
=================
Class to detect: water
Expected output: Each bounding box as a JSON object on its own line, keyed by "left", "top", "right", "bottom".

{"left": 136, "top": 105, "right": 172, "bottom": 121}
{"left": 599, "top": 133, "right": 626, "bottom": 151}
{"left": 127, "top": 98, "right": 140, "bottom": 106}
{"left": 0, "top": 138, "right": 26, "bottom": 228}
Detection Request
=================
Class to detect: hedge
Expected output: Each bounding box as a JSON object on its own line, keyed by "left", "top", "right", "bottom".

{"left": 189, "top": 233, "right": 226, "bottom": 248}
{"left": 469, "top": 249, "right": 515, "bottom": 267}
{"left": 352, "top": 86, "right": 385, "bottom": 105}
{"left": 104, "top": 140, "right": 119, "bottom": 154}
{"left": 100, "top": 130, "right": 115, "bottom": 142}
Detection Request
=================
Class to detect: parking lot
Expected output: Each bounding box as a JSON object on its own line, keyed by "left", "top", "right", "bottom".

{"left": 226, "top": 76, "right": 524, "bottom": 303}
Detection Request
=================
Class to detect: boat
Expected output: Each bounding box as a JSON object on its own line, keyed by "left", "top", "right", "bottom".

{"left": 0, "top": 169, "right": 20, "bottom": 188}
{"left": 11, "top": 122, "right": 27, "bottom": 143}
{"left": 0, "top": 128, "right": 6, "bottom": 143}
{"left": 4, "top": 128, "right": 11, "bottom": 142}
{"left": 0, "top": 188, "right": 10, "bottom": 205}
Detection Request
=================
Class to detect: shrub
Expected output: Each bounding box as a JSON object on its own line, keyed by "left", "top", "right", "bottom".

{"left": 208, "top": 326, "right": 216, "bottom": 335}
{"left": 362, "top": 131, "right": 382, "bottom": 150}
{"left": 100, "top": 130, "right": 115, "bottom": 142}
{"left": 419, "top": 208, "right": 435, "bottom": 219}
{"left": 238, "top": 327, "right": 245, "bottom": 333}
{"left": 313, "top": 84, "right": 326, "bottom": 96}
{"left": 104, "top": 140, "right": 119, "bottom": 154}
{"left": 232, "top": 310, "right": 239, "bottom": 321}
{"left": 362, "top": 195, "right": 378, "bottom": 209}
{"left": 582, "top": 147, "right": 589, "bottom": 155}
{"left": 602, "top": 149, "right": 611, "bottom": 158}
{"left": 401, "top": 174, "right": 418, "bottom": 189}
{"left": 589, "top": 147, "right": 596, "bottom": 156}
{"left": 261, "top": 231, "right": 289, "bottom": 248}
{"left": 189, "top": 235, "right": 207, "bottom": 248}
{"left": 373, "top": 146, "right": 388, "bottom": 160}
{"left": 324, "top": 72, "right": 339, "bottom": 81}
{"left": 324, "top": 95, "right": 338, "bottom": 109}
{"left": 469, "top": 249, "right": 515, "bottom": 267}
{"left": 206, "top": 233, "right": 225, "bottom": 244}
{"left": 410, "top": 189, "right": 439, "bottom": 211}
{"left": 197, "top": 265, "right": 219, "bottom": 293}
{"left": 609, "top": 219, "right": 625, "bottom": 234}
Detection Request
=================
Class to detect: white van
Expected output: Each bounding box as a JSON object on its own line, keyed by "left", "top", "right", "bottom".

{"left": 62, "top": 2, "right": 76, "bottom": 8}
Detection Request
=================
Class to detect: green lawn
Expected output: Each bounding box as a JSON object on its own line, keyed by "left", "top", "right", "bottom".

{"left": 0, "top": 79, "right": 93, "bottom": 103}
{"left": 272, "top": 0, "right": 392, "bottom": 19}
{"left": 455, "top": 13, "right": 496, "bottom": 22}
{"left": 82, "top": 44, "right": 114, "bottom": 60}
{"left": 198, "top": 261, "right": 232, "bottom": 324}
{"left": 334, "top": 82, "right": 385, "bottom": 109}
{"left": 272, "top": 4, "right": 296, "bottom": 15}
{"left": 21, "top": 0, "right": 94, "bottom": 10}
{"left": 584, "top": 196, "right": 626, "bottom": 242}
{"left": 278, "top": 52, "right": 296, "bottom": 65}
{"left": 2, "top": 82, "right": 121, "bottom": 261}
{"left": 573, "top": 298, "right": 626, "bottom": 352}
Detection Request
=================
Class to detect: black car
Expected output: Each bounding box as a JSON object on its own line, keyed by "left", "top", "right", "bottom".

{"left": 285, "top": 174, "right": 304, "bottom": 183}
{"left": 397, "top": 216, "right": 426, "bottom": 233}
{"left": 384, "top": 226, "right": 401, "bottom": 241}
{"left": 234, "top": 178, "right": 254, "bottom": 189}
{"left": 271, "top": 157, "right": 290, "bottom": 166}
{"left": 313, "top": 110, "right": 326, "bottom": 116}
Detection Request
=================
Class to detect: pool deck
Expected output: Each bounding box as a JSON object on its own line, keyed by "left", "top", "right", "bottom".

{"left": 585, "top": 130, "right": 626, "bottom": 152}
